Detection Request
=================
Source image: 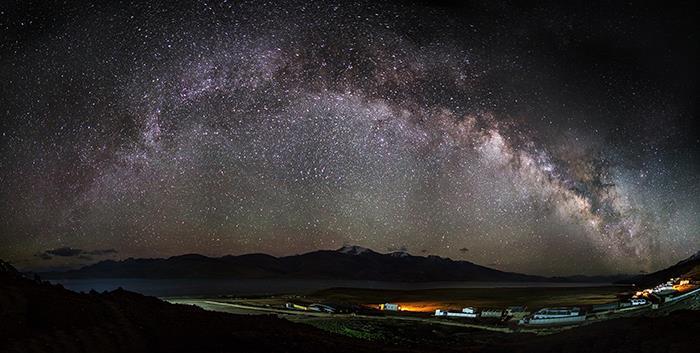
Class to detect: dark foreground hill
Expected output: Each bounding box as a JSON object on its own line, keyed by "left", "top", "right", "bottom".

{"left": 619, "top": 251, "right": 700, "bottom": 287}
{"left": 0, "top": 259, "right": 418, "bottom": 353}
{"left": 3, "top": 259, "right": 700, "bottom": 353}
{"left": 41, "top": 245, "right": 624, "bottom": 283}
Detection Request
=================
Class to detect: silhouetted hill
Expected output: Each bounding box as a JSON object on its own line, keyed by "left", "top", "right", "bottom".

{"left": 41, "top": 246, "right": 554, "bottom": 282}
{"left": 0, "top": 259, "right": 414, "bottom": 353}
{"left": 619, "top": 251, "right": 700, "bottom": 287}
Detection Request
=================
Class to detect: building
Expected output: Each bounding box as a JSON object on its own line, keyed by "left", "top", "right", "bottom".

{"left": 480, "top": 308, "right": 504, "bottom": 318}
{"left": 505, "top": 306, "right": 529, "bottom": 320}
{"left": 461, "top": 307, "right": 476, "bottom": 314}
{"left": 520, "top": 307, "right": 585, "bottom": 325}
{"left": 619, "top": 298, "right": 649, "bottom": 310}
{"left": 380, "top": 303, "right": 401, "bottom": 311}
{"left": 285, "top": 303, "right": 309, "bottom": 311}
{"left": 629, "top": 298, "right": 647, "bottom": 306}
{"left": 309, "top": 304, "right": 336, "bottom": 313}
{"left": 532, "top": 307, "right": 580, "bottom": 319}
{"left": 434, "top": 309, "right": 477, "bottom": 318}
{"left": 661, "top": 286, "right": 700, "bottom": 303}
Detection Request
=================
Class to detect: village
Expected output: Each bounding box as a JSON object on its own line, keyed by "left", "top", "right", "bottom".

{"left": 404, "top": 277, "right": 698, "bottom": 326}
{"left": 269, "top": 276, "right": 700, "bottom": 330}
{"left": 164, "top": 274, "right": 700, "bottom": 342}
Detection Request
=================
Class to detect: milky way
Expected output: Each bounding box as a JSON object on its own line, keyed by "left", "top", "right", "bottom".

{"left": 1, "top": 0, "right": 698, "bottom": 274}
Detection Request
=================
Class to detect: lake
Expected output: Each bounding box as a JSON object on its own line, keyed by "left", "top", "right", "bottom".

{"left": 49, "top": 278, "right": 617, "bottom": 297}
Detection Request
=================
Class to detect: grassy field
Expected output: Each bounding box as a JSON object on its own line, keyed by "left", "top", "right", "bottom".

{"left": 181, "top": 285, "right": 634, "bottom": 314}
{"left": 292, "top": 316, "right": 532, "bottom": 347}
{"left": 305, "top": 286, "right": 632, "bottom": 311}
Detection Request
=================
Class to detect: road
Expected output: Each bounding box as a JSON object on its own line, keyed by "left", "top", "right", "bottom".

{"left": 167, "top": 298, "right": 516, "bottom": 333}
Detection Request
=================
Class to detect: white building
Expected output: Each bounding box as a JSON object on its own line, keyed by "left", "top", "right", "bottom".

{"left": 380, "top": 303, "right": 400, "bottom": 311}
{"left": 309, "top": 304, "right": 336, "bottom": 313}
{"left": 532, "top": 307, "right": 580, "bottom": 319}
{"left": 520, "top": 307, "right": 585, "bottom": 326}
{"left": 629, "top": 298, "right": 647, "bottom": 306}
{"left": 480, "top": 309, "right": 504, "bottom": 318}
{"left": 505, "top": 306, "right": 529, "bottom": 319}
{"left": 434, "top": 309, "right": 477, "bottom": 318}
{"left": 462, "top": 307, "right": 476, "bottom": 314}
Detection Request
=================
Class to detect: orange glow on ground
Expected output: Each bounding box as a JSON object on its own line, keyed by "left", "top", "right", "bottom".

{"left": 672, "top": 284, "right": 697, "bottom": 293}
{"left": 370, "top": 302, "right": 444, "bottom": 312}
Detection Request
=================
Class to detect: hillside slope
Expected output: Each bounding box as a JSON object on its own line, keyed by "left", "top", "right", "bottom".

{"left": 0, "top": 260, "right": 420, "bottom": 353}
{"left": 619, "top": 251, "right": 700, "bottom": 287}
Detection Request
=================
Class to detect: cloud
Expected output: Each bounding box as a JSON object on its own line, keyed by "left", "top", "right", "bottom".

{"left": 36, "top": 247, "right": 117, "bottom": 260}
{"left": 36, "top": 253, "right": 52, "bottom": 260}
{"left": 46, "top": 247, "right": 83, "bottom": 257}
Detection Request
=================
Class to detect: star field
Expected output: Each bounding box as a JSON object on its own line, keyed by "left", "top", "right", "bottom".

{"left": 1, "top": 0, "right": 698, "bottom": 275}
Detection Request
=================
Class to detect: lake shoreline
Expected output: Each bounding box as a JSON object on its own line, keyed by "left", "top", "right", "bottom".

{"left": 48, "top": 278, "right": 632, "bottom": 297}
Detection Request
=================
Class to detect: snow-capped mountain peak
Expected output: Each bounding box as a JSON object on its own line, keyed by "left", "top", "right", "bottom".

{"left": 337, "top": 245, "right": 370, "bottom": 255}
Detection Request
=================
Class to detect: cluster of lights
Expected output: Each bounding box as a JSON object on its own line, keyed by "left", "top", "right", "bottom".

{"left": 634, "top": 277, "right": 694, "bottom": 299}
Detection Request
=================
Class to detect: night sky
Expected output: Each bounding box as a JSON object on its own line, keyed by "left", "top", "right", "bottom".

{"left": 1, "top": 0, "right": 698, "bottom": 275}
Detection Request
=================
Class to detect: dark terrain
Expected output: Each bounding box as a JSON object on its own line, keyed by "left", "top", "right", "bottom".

{"left": 0, "top": 260, "right": 409, "bottom": 353}
{"left": 618, "top": 250, "right": 700, "bottom": 287}
{"left": 3, "top": 259, "right": 700, "bottom": 353}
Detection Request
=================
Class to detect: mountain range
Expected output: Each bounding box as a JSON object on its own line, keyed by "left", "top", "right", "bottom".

{"left": 40, "top": 245, "right": 630, "bottom": 283}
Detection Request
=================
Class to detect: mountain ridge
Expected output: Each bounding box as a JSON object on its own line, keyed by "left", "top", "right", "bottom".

{"left": 617, "top": 250, "right": 700, "bottom": 287}
{"left": 38, "top": 246, "right": 629, "bottom": 283}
